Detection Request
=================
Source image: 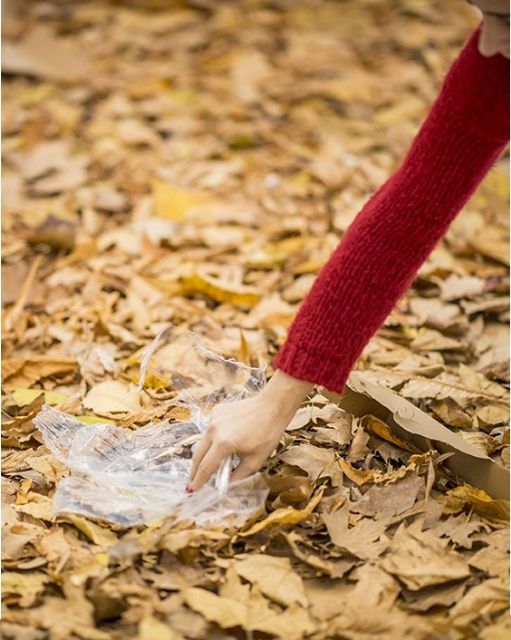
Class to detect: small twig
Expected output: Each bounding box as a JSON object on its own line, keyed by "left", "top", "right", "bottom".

{"left": 5, "top": 254, "right": 43, "bottom": 331}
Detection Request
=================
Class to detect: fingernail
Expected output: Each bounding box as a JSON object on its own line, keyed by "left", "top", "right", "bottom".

{"left": 186, "top": 484, "right": 194, "bottom": 494}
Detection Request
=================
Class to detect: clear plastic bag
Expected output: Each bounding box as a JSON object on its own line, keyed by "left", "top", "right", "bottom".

{"left": 34, "top": 329, "right": 269, "bottom": 527}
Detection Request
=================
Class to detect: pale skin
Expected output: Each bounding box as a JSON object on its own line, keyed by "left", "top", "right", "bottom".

{"left": 188, "top": 0, "right": 510, "bottom": 492}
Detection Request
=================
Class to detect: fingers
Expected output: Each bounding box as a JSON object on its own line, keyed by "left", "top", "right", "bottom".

{"left": 230, "top": 455, "right": 260, "bottom": 483}
{"left": 189, "top": 431, "right": 212, "bottom": 483}
{"left": 189, "top": 443, "right": 228, "bottom": 491}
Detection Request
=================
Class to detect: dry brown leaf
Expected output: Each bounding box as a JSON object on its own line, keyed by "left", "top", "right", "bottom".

{"left": 280, "top": 444, "right": 343, "bottom": 486}
{"left": 323, "top": 503, "right": 391, "bottom": 560}
{"left": 183, "top": 584, "right": 316, "bottom": 638}
{"left": 352, "top": 473, "right": 424, "bottom": 517}
{"left": 2, "top": 25, "right": 93, "bottom": 81}
{"left": 380, "top": 522, "right": 471, "bottom": 590}
{"left": 233, "top": 554, "right": 308, "bottom": 607}
{"left": 468, "top": 545, "right": 509, "bottom": 579}
{"left": 138, "top": 616, "right": 182, "bottom": 640}
{"left": 2, "top": 357, "right": 77, "bottom": 391}
{"left": 448, "top": 578, "right": 509, "bottom": 627}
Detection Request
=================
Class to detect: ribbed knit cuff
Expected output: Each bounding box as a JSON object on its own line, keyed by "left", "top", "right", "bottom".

{"left": 273, "top": 338, "right": 352, "bottom": 395}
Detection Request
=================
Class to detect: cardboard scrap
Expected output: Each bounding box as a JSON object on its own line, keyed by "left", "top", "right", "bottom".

{"left": 324, "top": 371, "right": 509, "bottom": 501}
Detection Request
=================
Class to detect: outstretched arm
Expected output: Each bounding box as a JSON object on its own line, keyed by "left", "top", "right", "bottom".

{"left": 189, "top": 28, "right": 509, "bottom": 490}
{"left": 274, "top": 27, "right": 509, "bottom": 394}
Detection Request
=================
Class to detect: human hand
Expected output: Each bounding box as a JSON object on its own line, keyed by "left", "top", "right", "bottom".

{"left": 188, "top": 369, "right": 313, "bottom": 491}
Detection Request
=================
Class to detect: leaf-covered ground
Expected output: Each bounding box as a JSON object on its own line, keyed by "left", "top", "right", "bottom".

{"left": 2, "top": 1, "right": 510, "bottom": 639}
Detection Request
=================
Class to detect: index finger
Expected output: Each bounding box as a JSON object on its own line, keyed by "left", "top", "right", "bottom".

{"left": 189, "top": 444, "right": 227, "bottom": 491}
{"left": 189, "top": 431, "right": 212, "bottom": 482}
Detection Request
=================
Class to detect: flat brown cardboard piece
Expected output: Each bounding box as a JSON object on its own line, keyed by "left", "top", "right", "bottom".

{"left": 324, "top": 371, "right": 509, "bottom": 501}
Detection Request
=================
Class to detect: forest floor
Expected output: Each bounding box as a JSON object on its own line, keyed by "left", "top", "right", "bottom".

{"left": 2, "top": 1, "right": 510, "bottom": 639}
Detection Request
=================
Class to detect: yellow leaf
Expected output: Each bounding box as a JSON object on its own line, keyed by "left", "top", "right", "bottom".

{"left": 374, "top": 96, "right": 425, "bottom": 126}
{"left": 75, "top": 415, "right": 115, "bottom": 425}
{"left": 83, "top": 380, "right": 140, "bottom": 415}
{"left": 126, "top": 77, "right": 172, "bottom": 99}
{"left": 2, "top": 571, "right": 48, "bottom": 607}
{"left": 444, "top": 485, "right": 510, "bottom": 522}
{"left": 129, "top": 368, "right": 172, "bottom": 391}
{"left": 361, "top": 415, "right": 418, "bottom": 453}
{"left": 152, "top": 179, "right": 216, "bottom": 221}
{"left": 247, "top": 237, "right": 307, "bottom": 269}
{"left": 63, "top": 514, "right": 118, "bottom": 548}
{"left": 238, "top": 329, "right": 250, "bottom": 365}
{"left": 288, "top": 171, "right": 313, "bottom": 192}
{"left": 181, "top": 272, "right": 261, "bottom": 308}
{"left": 12, "top": 388, "right": 68, "bottom": 407}
{"left": 17, "top": 83, "right": 53, "bottom": 105}
{"left": 339, "top": 455, "right": 428, "bottom": 486}
{"left": 95, "top": 553, "right": 110, "bottom": 566}
{"left": 13, "top": 493, "right": 54, "bottom": 522}
{"left": 240, "top": 488, "right": 324, "bottom": 537}
{"left": 293, "top": 258, "right": 328, "bottom": 275}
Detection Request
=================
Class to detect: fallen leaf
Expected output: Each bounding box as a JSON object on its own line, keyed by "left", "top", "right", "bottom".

{"left": 352, "top": 473, "right": 424, "bottom": 517}
{"left": 443, "top": 485, "right": 510, "bottom": 521}
{"left": 380, "top": 521, "right": 471, "bottom": 590}
{"left": 62, "top": 515, "right": 117, "bottom": 548}
{"left": 323, "top": 503, "right": 391, "bottom": 560}
{"left": 12, "top": 388, "right": 68, "bottom": 408}
{"left": 2, "top": 571, "right": 48, "bottom": 607}
{"left": 138, "top": 616, "right": 182, "bottom": 640}
{"left": 83, "top": 380, "right": 140, "bottom": 415}
{"left": 280, "top": 444, "right": 343, "bottom": 486}
{"left": 152, "top": 179, "right": 217, "bottom": 221}
{"left": 181, "top": 271, "right": 261, "bottom": 308}
{"left": 2, "top": 25, "right": 93, "bottom": 81}
{"left": 240, "top": 488, "right": 324, "bottom": 537}
{"left": 2, "top": 357, "right": 77, "bottom": 391}
{"left": 234, "top": 554, "right": 308, "bottom": 607}
{"left": 448, "top": 578, "right": 509, "bottom": 627}
{"left": 183, "top": 585, "right": 316, "bottom": 638}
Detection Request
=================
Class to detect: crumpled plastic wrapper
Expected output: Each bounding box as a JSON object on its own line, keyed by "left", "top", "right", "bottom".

{"left": 33, "top": 330, "right": 270, "bottom": 527}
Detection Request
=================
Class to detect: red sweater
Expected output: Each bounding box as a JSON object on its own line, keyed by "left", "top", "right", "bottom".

{"left": 274, "top": 28, "right": 510, "bottom": 394}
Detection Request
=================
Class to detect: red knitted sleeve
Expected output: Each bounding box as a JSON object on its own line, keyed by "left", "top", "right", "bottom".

{"left": 273, "top": 28, "right": 510, "bottom": 394}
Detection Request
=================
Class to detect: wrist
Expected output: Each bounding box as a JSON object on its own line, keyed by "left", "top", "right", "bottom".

{"left": 262, "top": 369, "right": 313, "bottom": 410}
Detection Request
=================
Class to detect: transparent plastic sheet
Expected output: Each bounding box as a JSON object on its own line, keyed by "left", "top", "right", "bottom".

{"left": 33, "top": 330, "right": 269, "bottom": 527}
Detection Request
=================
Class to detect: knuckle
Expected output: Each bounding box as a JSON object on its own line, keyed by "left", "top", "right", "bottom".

{"left": 207, "top": 422, "right": 219, "bottom": 437}
{"left": 215, "top": 437, "right": 232, "bottom": 453}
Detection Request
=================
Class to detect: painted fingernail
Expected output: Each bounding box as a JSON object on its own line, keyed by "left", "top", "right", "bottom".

{"left": 186, "top": 484, "right": 194, "bottom": 494}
